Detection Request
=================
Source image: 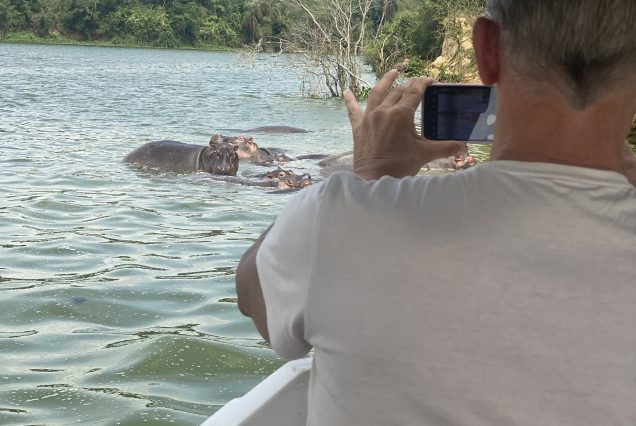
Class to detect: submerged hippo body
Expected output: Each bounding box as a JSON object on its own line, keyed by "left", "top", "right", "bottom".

{"left": 123, "top": 140, "right": 239, "bottom": 175}
{"left": 242, "top": 126, "right": 309, "bottom": 134}
{"left": 317, "top": 151, "right": 355, "bottom": 176}
{"left": 318, "top": 151, "right": 478, "bottom": 177}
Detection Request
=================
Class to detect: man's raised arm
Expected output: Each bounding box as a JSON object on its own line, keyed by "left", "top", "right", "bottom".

{"left": 236, "top": 225, "right": 272, "bottom": 342}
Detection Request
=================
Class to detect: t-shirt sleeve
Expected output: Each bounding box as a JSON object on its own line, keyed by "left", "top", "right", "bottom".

{"left": 255, "top": 182, "right": 326, "bottom": 360}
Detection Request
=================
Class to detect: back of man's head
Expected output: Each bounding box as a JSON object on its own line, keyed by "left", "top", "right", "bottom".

{"left": 486, "top": 0, "right": 636, "bottom": 109}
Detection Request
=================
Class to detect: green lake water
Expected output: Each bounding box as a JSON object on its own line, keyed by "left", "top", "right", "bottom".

{"left": 0, "top": 43, "right": 490, "bottom": 425}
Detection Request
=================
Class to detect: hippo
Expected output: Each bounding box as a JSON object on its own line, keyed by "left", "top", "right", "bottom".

{"left": 318, "top": 150, "right": 478, "bottom": 177}
{"left": 257, "top": 168, "right": 313, "bottom": 189}
{"left": 424, "top": 155, "right": 478, "bottom": 171}
{"left": 206, "top": 168, "right": 313, "bottom": 190}
{"left": 123, "top": 137, "right": 239, "bottom": 176}
{"left": 241, "top": 126, "right": 309, "bottom": 134}
{"left": 220, "top": 134, "right": 327, "bottom": 166}
{"left": 248, "top": 145, "right": 296, "bottom": 166}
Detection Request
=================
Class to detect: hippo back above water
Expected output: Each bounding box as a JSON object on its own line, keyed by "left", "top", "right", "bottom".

{"left": 123, "top": 138, "right": 239, "bottom": 176}
{"left": 241, "top": 126, "right": 309, "bottom": 134}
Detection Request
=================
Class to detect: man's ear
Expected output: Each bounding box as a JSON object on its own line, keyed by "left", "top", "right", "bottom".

{"left": 473, "top": 16, "right": 500, "bottom": 85}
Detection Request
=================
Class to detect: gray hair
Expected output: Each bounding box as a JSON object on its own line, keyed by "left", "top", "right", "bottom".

{"left": 486, "top": 0, "right": 636, "bottom": 108}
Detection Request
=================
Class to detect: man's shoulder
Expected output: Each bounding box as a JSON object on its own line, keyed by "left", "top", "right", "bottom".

{"left": 321, "top": 170, "right": 441, "bottom": 193}
{"left": 317, "top": 161, "right": 635, "bottom": 212}
{"left": 320, "top": 169, "right": 469, "bottom": 199}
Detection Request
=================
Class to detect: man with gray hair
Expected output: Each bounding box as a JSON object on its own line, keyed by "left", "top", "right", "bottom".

{"left": 236, "top": 1, "right": 636, "bottom": 424}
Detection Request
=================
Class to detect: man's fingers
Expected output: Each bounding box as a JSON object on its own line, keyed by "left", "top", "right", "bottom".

{"left": 382, "top": 76, "right": 434, "bottom": 110}
{"left": 367, "top": 69, "right": 399, "bottom": 111}
{"left": 343, "top": 89, "right": 362, "bottom": 126}
{"left": 400, "top": 76, "right": 434, "bottom": 110}
{"left": 383, "top": 85, "right": 406, "bottom": 106}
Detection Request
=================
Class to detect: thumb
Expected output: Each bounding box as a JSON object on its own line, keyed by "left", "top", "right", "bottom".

{"left": 419, "top": 140, "right": 467, "bottom": 161}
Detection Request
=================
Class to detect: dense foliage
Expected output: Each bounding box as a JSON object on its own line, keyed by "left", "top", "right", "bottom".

{"left": 0, "top": 0, "right": 295, "bottom": 47}
{"left": 365, "top": 0, "right": 486, "bottom": 78}
{"left": 0, "top": 0, "right": 489, "bottom": 94}
{"left": 0, "top": 1, "right": 479, "bottom": 54}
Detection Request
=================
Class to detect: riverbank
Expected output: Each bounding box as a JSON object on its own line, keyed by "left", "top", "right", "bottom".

{"left": 0, "top": 31, "right": 237, "bottom": 52}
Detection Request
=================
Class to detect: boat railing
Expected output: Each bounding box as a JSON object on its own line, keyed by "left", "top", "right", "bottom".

{"left": 202, "top": 357, "right": 312, "bottom": 426}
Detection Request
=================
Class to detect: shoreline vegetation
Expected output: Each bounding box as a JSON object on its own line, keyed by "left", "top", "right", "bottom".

{"left": 0, "top": 0, "right": 489, "bottom": 96}
{"left": 2, "top": 0, "right": 634, "bottom": 144}
{"left": 0, "top": 31, "right": 236, "bottom": 51}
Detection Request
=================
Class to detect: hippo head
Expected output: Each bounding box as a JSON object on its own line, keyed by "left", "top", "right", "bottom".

{"left": 273, "top": 152, "right": 294, "bottom": 163}
{"left": 265, "top": 168, "right": 294, "bottom": 180}
{"left": 210, "top": 133, "right": 235, "bottom": 143}
{"left": 265, "top": 167, "right": 313, "bottom": 189}
{"left": 264, "top": 168, "right": 312, "bottom": 189}
{"left": 453, "top": 155, "right": 478, "bottom": 170}
{"left": 211, "top": 133, "right": 257, "bottom": 160}
{"left": 234, "top": 136, "right": 258, "bottom": 160}
{"left": 201, "top": 141, "right": 239, "bottom": 176}
{"left": 280, "top": 172, "right": 312, "bottom": 189}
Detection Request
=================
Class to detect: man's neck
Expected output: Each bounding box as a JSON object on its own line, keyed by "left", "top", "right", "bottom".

{"left": 490, "top": 86, "right": 634, "bottom": 173}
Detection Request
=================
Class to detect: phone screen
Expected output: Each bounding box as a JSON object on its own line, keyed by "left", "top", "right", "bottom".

{"left": 423, "top": 85, "right": 496, "bottom": 142}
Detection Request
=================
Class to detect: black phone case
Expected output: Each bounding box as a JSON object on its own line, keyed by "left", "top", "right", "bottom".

{"left": 422, "top": 84, "right": 495, "bottom": 142}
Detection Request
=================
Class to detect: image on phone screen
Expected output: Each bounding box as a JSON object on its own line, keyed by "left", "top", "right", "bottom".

{"left": 423, "top": 85, "right": 496, "bottom": 142}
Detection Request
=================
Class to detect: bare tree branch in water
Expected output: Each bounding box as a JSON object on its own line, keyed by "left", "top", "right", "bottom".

{"left": 282, "top": 0, "right": 378, "bottom": 98}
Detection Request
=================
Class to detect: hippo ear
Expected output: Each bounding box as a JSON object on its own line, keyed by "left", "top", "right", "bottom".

{"left": 210, "top": 134, "right": 222, "bottom": 146}
{"left": 233, "top": 145, "right": 239, "bottom": 152}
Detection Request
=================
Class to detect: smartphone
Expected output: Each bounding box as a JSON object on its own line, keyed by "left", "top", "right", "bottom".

{"left": 422, "top": 84, "right": 496, "bottom": 142}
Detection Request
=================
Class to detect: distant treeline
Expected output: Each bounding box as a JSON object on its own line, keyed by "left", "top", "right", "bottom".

{"left": 0, "top": 1, "right": 455, "bottom": 51}
{"left": 0, "top": 0, "right": 298, "bottom": 47}
{"left": 0, "top": 0, "right": 489, "bottom": 84}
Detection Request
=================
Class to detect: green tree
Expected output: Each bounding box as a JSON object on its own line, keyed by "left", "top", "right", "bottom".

{"left": 368, "top": 0, "right": 397, "bottom": 30}
{"left": 364, "top": 0, "right": 486, "bottom": 79}
{"left": 115, "top": 4, "right": 176, "bottom": 46}
{"left": 0, "top": 0, "right": 22, "bottom": 33}
{"left": 166, "top": 1, "right": 207, "bottom": 45}
{"left": 63, "top": 0, "right": 98, "bottom": 38}
{"left": 197, "top": 14, "right": 238, "bottom": 46}
{"left": 241, "top": 0, "right": 289, "bottom": 45}
{"left": 365, "top": 2, "right": 442, "bottom": 76}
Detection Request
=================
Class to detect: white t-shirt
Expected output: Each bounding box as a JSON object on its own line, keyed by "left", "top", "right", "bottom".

{"left": 256, "top": 161, "right": 636, "bottom": 426}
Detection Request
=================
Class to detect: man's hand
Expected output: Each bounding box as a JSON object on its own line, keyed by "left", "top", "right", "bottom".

{"left": 344, "top": 70, "right": 466, "bottom": 180}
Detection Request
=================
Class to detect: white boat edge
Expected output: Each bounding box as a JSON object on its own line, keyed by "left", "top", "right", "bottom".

{"left": 202, "top": 357, "right": 312, "bottom": 426}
